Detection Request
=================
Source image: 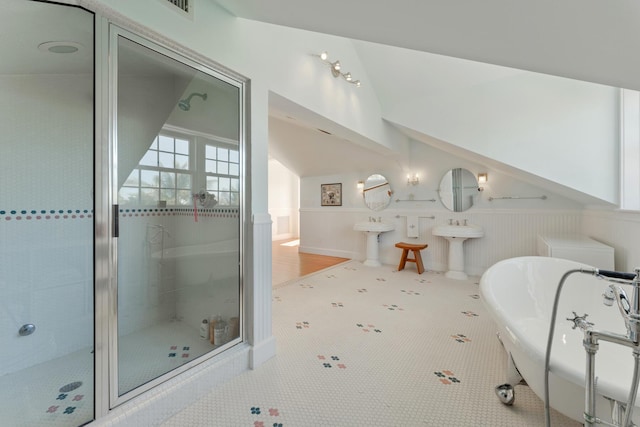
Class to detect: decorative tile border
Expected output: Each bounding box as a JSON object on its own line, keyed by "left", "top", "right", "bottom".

{"left": 119, "top": 207, "right": 239, "bottom": 218}
{"left": 1, "top": 209, "right": 93, "bottom": 221}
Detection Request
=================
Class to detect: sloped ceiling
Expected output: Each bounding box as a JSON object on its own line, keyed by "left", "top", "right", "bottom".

{"left": 213, "top": 0, "right": 640, "bottom": 91}
{"left": 214, "top": 0, "right": 629, "bottom": 205}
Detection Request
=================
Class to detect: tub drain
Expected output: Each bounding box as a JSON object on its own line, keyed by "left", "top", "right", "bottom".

{"left": 59, "top": 381, "right": 83, "bottom": 393}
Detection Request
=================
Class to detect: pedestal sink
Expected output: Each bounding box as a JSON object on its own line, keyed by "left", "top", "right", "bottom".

{"left": 354, "top": 221, "right": 395, "bottom": 267}
{"left": 432, "top": 224, "right": 484, "bottom": 280}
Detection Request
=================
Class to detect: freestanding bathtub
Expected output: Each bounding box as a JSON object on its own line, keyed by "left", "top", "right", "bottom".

{"left": 480, "top": 256, "right": 640, "bottom": 424}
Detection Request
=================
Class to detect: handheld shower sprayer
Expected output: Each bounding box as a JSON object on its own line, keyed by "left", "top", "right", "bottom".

{"left": 178, "top": 92, "right": 207, "bottom": 111}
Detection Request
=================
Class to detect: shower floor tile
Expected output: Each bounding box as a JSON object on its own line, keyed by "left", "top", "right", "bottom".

{"left": 0, "top": 321, "right": 216, "bottom": 427}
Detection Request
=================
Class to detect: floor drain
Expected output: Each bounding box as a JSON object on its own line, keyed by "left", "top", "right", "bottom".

{"left": 59, "top": 381, "right": 83, "bottom": 393}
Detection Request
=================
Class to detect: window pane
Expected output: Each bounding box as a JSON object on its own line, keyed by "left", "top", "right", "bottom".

{"left": 217, "top": 161, "right": 229, "bottom": 175}
{"left": 177, "top": 173, "right": 191, "bottom": 189}
{"left": 177, "top": 190, "right": 191, "bottom": 205}
{"left": 139, "top": 151, "right": 157, "bottom": 167}
{"left": 206, "top": 160, "right": 216, "bottom": 173}
{"left": 175, "top": 154, "right": 189, "bottom": 170}
{"left": 218, "top": 192, "right": 230, "bottom": 205}
{"left": 119, "top": 187, "right": 139, "bottom": 205}
{"left": 124, "top": 169, "right": 139, "bottom": 186}
{"left": 219, "top": 177, "right": 230, "bottom": 191}
{"left": 158, "top": 135, "right": 174, "bottom": 152}
{"left": 206, "top": 145, "right": 216, "bottom": 159}
{"left": 230, "top": 178, "right": 239, "bottom": 191}
{"left": 158, "top": 152, "right": 173, "bottom": 168}
{"left": 206, "top": 176, "right": 218, "bottom": 191}
{"left": 140, "top": 170, "right": 159, "bottom": 187}
{"left": 229, "top": 150, "right": 239, "bottom": 163}
{"left": 160, "top": 171, "right": 175, "bottom": 188}
{"left": 229, "top": 163, "right": 239, "bottom": 176}
{"left": 140, "top": 188, "right": 159, "bottom": 204}
{"left": 175, "top": 139, "right": 189, "bottom": 155}
{"left": 217, "top": 148, "right": 229, "bottom": 161}
{"left": 160, "top": 189, "right": 175, "bottom": 203}
{"left": 230, "top": 192, "right": 239, "bottom": 205}
{"left": 150, "top": 138, "right": 158, "bottom": 150}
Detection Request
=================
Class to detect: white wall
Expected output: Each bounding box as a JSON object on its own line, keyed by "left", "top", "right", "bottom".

{"left": 583, "top": 210, "right": 640, "bottom": 272}
{"left": 268, "top": 158, "right": 299, "bottom": 240}
{"left": 300, "top": 139, "right": 584, "bottom": 276}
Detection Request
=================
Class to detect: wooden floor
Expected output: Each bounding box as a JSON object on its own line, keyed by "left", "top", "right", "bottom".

{"left": 272, "top": 238, "right": 350, "bottom": 286}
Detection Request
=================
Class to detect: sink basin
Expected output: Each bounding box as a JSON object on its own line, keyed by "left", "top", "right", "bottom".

{"left": 432, "top": 224, "right": 484, "bottom": 239}
{"left": 432, "top": 223, "right": 484, "bottom": 280}
{"left": 354, "top": 221, "right": 395, "bottom": 267}
{"left": 354, "top": 221, "right": 395, "bottom": 233}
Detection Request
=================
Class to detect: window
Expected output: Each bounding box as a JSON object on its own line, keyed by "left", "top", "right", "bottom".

{"left": 621, "top": 89, "right": 640, "bottom": 210}
{"left": 119, "top": 129, "right": 240, "bottom": 207}
{"left": 204, "top": 144, "right": 240, "bottom": 205}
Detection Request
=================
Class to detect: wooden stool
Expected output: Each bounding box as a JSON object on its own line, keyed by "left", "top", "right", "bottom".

{"left": 395, "top": 242, "right": 428, "bottom": 274}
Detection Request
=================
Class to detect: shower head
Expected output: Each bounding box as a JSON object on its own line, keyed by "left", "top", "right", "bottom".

{"left": 178, "top": 92, "right": 207, "bottom": 111}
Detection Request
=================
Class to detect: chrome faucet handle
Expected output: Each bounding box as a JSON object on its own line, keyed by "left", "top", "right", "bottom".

{"left": 566, "top": 311, "right": 593, "bottom": 331}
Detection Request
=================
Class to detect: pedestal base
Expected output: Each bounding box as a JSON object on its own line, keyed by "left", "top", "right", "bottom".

{"left": 363, "top": 232, "right": 382, "bottom": 267}
{"left": 445, "top": 270, "right": 468, "bottom": 280}
{"left": 363, "top": 259, "right": 382, "bottom": 267}
{"left": 445, "top": 237, "right": 467, "bottom": 280}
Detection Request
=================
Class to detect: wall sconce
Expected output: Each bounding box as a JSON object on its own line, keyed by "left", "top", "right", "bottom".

{"left": 357, "top": 180, "right": 364, "bottom": 193}
{"left": 478, "top": 173, "right": 488, "bottom": 191}
{"left": 316, "top": 51, "right": 361, "bottom": 87}
{"left": 407, "top": 173, "right": 419, "bottom": 186}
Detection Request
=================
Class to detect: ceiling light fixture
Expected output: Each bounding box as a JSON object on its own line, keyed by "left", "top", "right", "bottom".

{"left": 38, "top": 41, "right": 83, "bottom": 54}
{"left": 315, "top": 51, "right": 361, "bottom": 87}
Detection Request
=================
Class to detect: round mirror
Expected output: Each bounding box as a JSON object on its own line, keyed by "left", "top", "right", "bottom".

{"left": 363, "top": 174, "right": 392, "bottom": 211}
{"left": 438, "top": 168, "right": 478, "bottom": 212}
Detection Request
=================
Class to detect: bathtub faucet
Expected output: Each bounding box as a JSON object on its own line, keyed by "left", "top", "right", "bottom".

{"left": 595, "top": 268, "right": 640, "bottom": 344}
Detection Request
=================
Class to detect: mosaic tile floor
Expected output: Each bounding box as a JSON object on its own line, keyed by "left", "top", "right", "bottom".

{"left": 0, "top": 321, "right": 214, "bottom": 427}
{"left": 163, "top": 261, "right": 581, "bottom": 426}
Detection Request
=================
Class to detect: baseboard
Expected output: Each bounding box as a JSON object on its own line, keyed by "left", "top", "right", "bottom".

{"left": 250, "top": 335, "right": 277, "bottom": 369}
{"left": 92, "top": 344, "right": 251, "bottom": 426}
{"left": 298, "top": 245, "right": 355, "bottom": 259}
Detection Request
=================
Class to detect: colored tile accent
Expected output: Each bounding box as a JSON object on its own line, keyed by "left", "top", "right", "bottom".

{"left": 461, "top": 311, "right": 479, "bottom": 317}
{"left": 434, "top": 370, "right": 461, "bottom": 384}
{"left": 295, "top": 321, "right": 310, "bottom": 329}
{"left": 251, "top": 406, "right": 261, "bottom": 415}
{"left": 452, "top": 334, "right": 471, "bottom": 343}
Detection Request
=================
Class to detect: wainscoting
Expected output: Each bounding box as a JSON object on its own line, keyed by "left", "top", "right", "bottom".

{"left": 300, "top": 208, "right": 583, "bottom": 276}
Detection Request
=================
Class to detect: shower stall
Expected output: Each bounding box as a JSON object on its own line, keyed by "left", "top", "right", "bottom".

{"left": 0, "top": 1, "right": 247, "bottom": 426}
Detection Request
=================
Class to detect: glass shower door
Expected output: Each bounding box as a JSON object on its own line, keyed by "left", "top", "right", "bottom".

{"left": 113, "top": 33, "right": 242, "bottom": 400}
{"left": 0, "top": 1, "right": 95, "bottom": 426}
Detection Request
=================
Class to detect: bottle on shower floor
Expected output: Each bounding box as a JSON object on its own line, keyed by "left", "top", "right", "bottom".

{"left": 213, "top": 315, "right": 227, "bottom": 346}
{"left": 200, "top": 319, "right": 209, "bottom": 340}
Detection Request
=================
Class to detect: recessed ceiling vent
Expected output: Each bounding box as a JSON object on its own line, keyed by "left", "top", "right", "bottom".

{"left": 160, "top": 0, "right": 194, "bottom": 19}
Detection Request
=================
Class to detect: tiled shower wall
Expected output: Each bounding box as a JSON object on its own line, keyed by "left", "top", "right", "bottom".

{"left": 117, "top": 207, "right": 240, "bottom": 337}
{"left": 0, "top": 212, "right": 93, "bottom": 376}
{"left": 0, "top": 74, "right": 94, "bottom": 376}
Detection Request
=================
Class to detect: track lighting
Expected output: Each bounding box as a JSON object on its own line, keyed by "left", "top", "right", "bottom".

{"left": 315, "top": 51, "right": 361, "bottom": 87}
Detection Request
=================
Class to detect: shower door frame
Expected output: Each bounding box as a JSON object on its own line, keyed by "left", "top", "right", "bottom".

{"left": 95, "top": 20, "right": 250, "bottom": 414}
